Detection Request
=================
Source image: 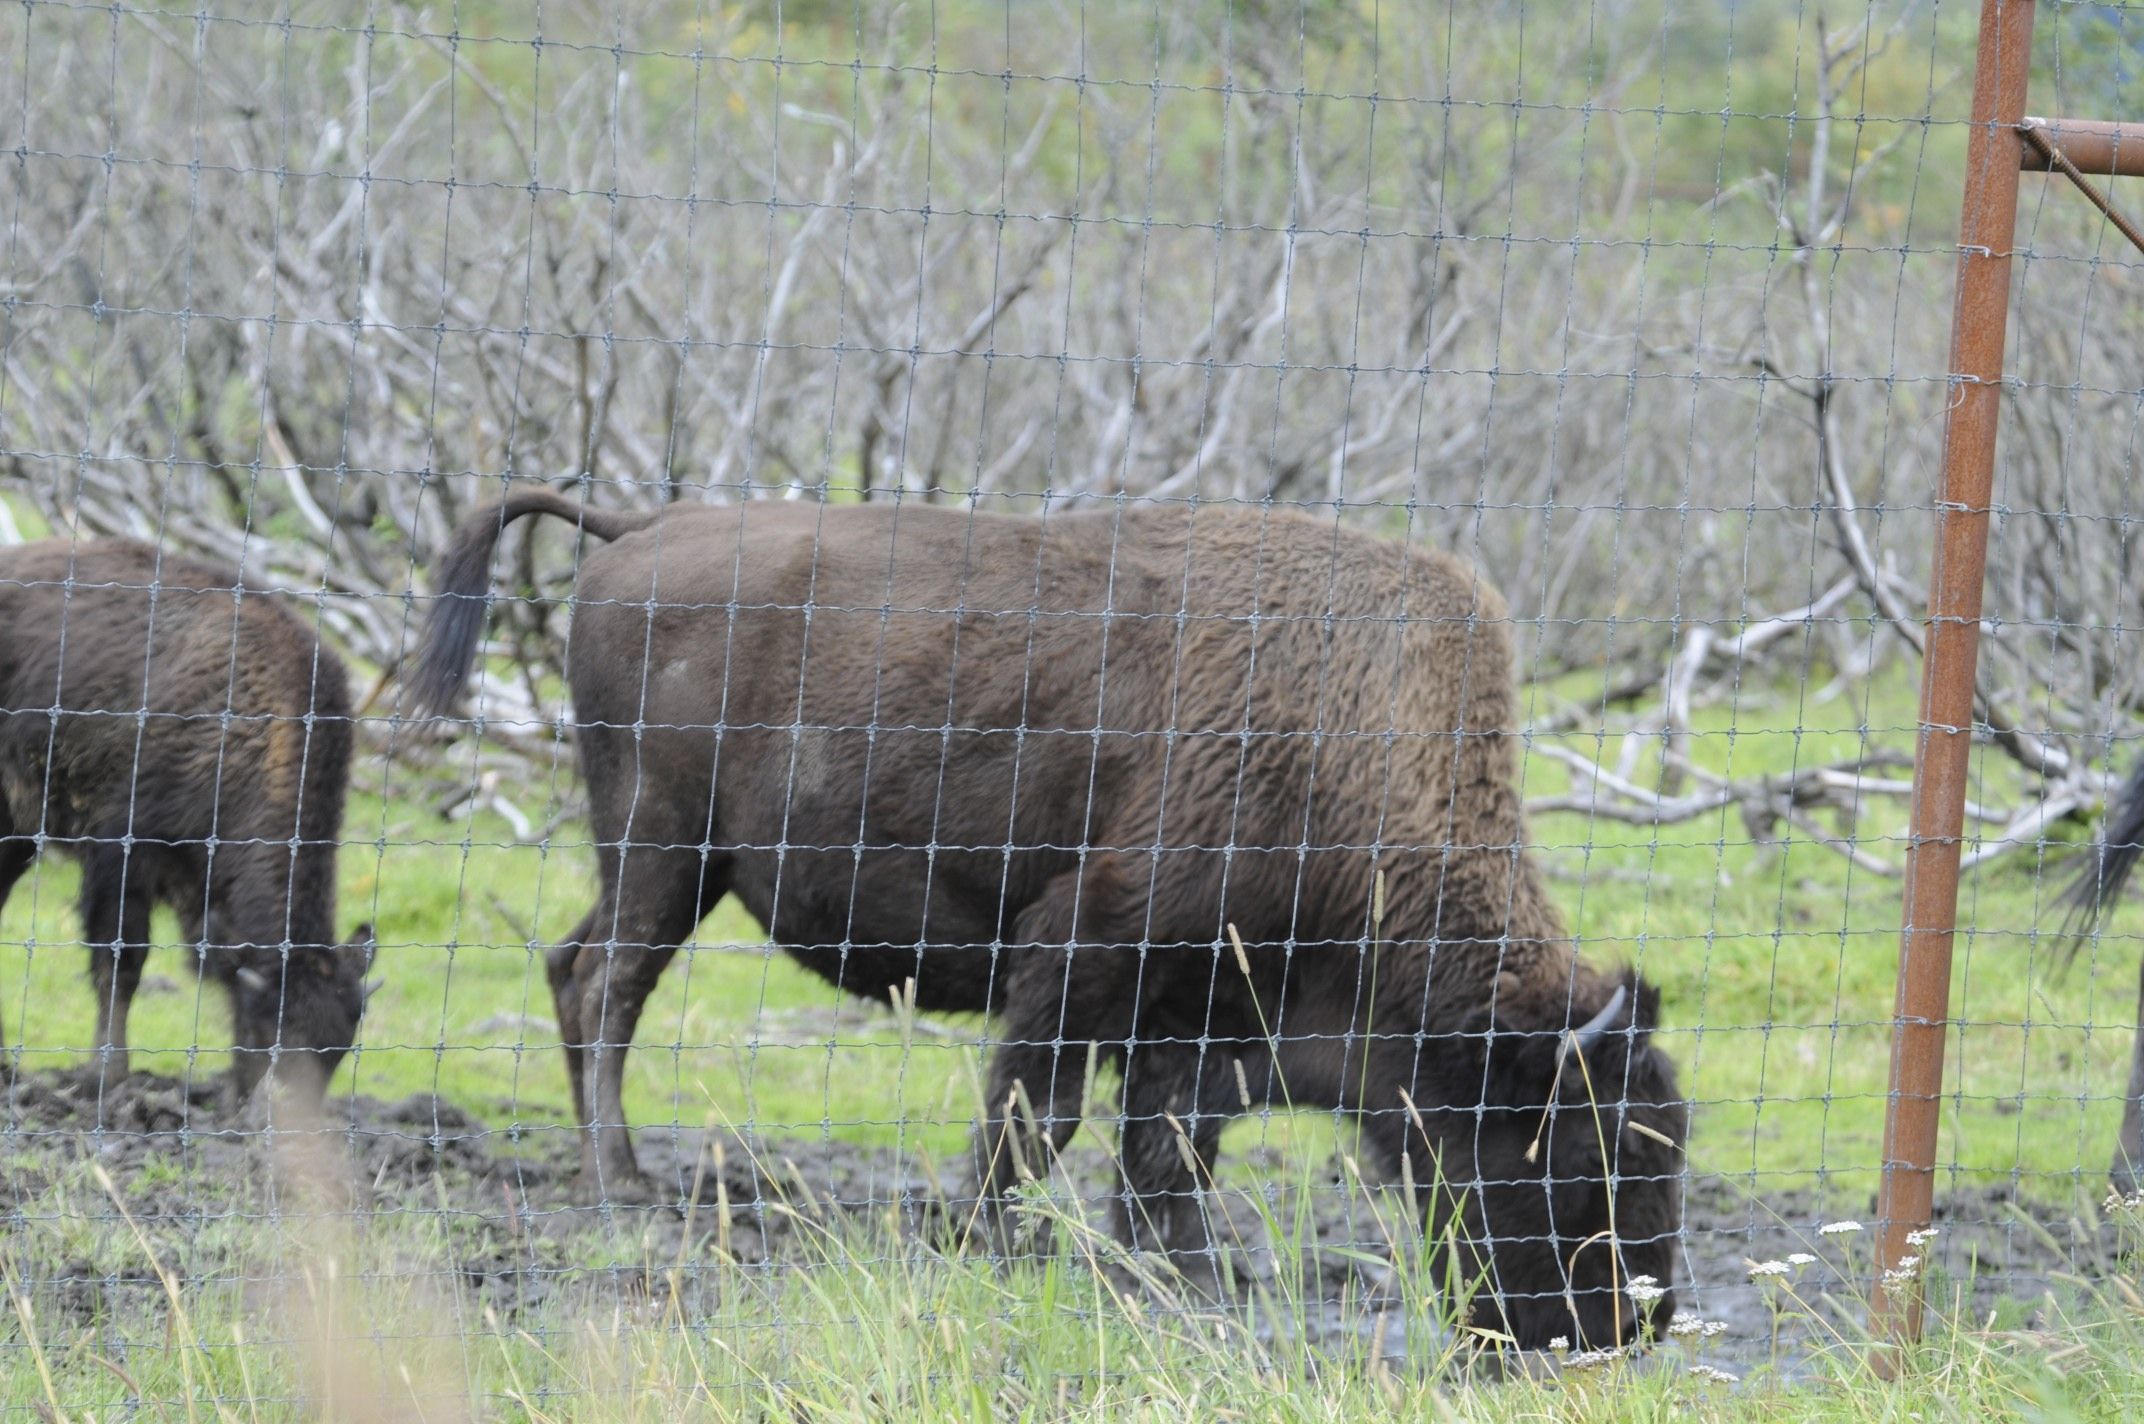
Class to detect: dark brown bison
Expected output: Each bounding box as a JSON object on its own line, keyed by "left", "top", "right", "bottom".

{"left": 2062, "top": 753, "right": 2144, "bottom": 1195}
{"left": 0, "top": 539, "right": 374, "bottom": 1104}
{"left": 415, "top": 491, "right": 1685, "bottom": 1349}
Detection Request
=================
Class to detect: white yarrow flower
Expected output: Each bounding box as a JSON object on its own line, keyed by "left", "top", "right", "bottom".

{"left": 1625, "top": 1273, "right": 1667, "bottom": 1305}
{"left": 1818, "top": 1220, "right": 1863, "bottom": 1236}
{"left": 1666, "top": 1311, "right": 1703, "bottom": 1338}
{"left": 1786, "top": 1252, "right": 1817, "bottom": 1266}
{"left": 1548, "top": 1335, "right": 1570, "bottom": 1353}
{"left": 1689, "top": 1364, "right": 1741, "bottom": 1384}
{"left": 1747, "top": 1259, "right": 1790, "bottom": 1278}
{"left": 1905, "top": 1227, "right": 1939, "bottom": 1248}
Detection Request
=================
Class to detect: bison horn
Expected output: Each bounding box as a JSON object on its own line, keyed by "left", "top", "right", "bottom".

{"left": 235, "top": 966, "right": 272, "bottom": 994}
{"left": 361, "top": 976, "right": 385, "bottom": 1005}
{"left": 1569, "top": 984, "right": 1631, "bottom": 1053}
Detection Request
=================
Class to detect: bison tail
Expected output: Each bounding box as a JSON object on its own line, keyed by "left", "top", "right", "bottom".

{"left": 409, "top": 488, "right": 659, "bottom": 717}
{"left": 2061, "top": 751, "right": 2144, "bottom": 962}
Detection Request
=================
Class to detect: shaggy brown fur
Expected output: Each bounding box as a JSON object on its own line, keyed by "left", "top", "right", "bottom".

{"left": 0, "top": 539, "right": 373, "bottom": 1104}
{"left": 417, "top": 492, "right": 1686, "bottom": 1349}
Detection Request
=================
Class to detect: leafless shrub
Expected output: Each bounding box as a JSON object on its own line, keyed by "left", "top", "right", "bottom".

{"left": 1, "top": 4, "right": 2136, "bottom": 848}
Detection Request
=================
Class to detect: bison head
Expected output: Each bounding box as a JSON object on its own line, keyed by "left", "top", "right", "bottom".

{"left": 230, "top": 924, "right": 379, "bottom": 1100}
{"left": 1413, "top": 970, "right": 1685, "bottom": 1352}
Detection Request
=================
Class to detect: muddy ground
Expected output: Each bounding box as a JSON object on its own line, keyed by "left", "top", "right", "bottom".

{"left": 0, "top": 1068, "right": 2128, "bottom": 1380}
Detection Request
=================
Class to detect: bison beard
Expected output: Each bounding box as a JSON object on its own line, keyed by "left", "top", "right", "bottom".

{"left": 417, "top": 491, "right": 1687, "bottom": 1350}
{"left": 0, "top": 539, "right": 375, "bottom": 1108}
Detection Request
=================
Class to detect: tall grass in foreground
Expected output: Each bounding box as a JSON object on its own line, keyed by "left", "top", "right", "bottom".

{"left": 5, "top": 1135, "right": 2143, "bottom": 1424}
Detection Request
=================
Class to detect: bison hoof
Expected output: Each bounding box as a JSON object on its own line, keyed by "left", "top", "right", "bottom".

{"left": 233, "top": 1074, "right": 329, "bottom": 1134}
{"left": 934, "top": 1194, "right": 1053, "bottom": 1261}
{"left": 572, "top": 1167, "right": 670, "bottom": 1210}
{"left": 66, "top": 1056, "right": 131, "bottom": 1099}
{"left": 1161, "top": 1246, "right": 1230, "bottom": 1301}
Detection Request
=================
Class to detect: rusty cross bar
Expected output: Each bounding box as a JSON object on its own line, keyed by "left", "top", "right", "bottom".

{"left": 2019, "top": 118, "right": 2144, "bottom": 180}
{"left": 1875, "top": 0, "right": 2144, "bottom": 1364}
{"left": 2020, "top": 120, "right": 2144, "bottom": 256}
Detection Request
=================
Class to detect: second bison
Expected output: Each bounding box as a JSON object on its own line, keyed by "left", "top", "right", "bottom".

{"left": 0, "top": 538, "right": 374, "bottom": 1106}
{"left": 416, "top": 492, "right": 1685, "bottom": 1350}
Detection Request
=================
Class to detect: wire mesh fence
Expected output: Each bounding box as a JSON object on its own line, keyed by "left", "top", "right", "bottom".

{"left": 3, "top": 0, "right": 2144, "bottom": 1412}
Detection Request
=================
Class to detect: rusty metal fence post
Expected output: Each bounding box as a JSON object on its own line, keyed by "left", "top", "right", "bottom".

{"left": 1871, "top": 0, "right": 2035, "bottom": 1358}
{"left": 1874, "top": 0, "right": 2144, "bottom": 1360}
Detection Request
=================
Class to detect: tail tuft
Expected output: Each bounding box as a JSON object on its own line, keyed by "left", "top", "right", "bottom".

{"left": 408, "top": 489, "right": 658, "bottom": 717}
{"left": 2060, "top": 753, "right": 2144, "bottom": 963}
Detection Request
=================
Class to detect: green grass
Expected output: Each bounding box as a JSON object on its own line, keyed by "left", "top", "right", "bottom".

{"left": 6, "top": 670, "right": 2144, "bottom": 1419}
{"left": 4, "top": 1145, "right": 2144, "bottom": 1422}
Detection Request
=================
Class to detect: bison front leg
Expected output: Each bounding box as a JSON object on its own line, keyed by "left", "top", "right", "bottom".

{"left": 1115, "top": 1043, "right": 1232, "bottom": 1281}
{"left": 80, "top": 847, "right": 153, "bottom": 1090}
{"left": 0, "top": 798, "right": 30, "bottom": 1052}
{"left": 973, "top": 948, "right": 1095, "bottom": 1228}
{"left": 972, "top": 867, "right": 1147, "bottom": 1254}
{"left": 0, "top": 796, "right": 30, "bottom": 910}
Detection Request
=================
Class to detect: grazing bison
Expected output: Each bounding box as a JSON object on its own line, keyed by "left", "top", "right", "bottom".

{"left": 0, "top": 539, "right": 374, "bottom": 1105}
{"left": 2062, "top": 753, "right": 2144, "bottom": 1195}
{"left": 416, "top": 492, "right": 1685, "bottom": 1349}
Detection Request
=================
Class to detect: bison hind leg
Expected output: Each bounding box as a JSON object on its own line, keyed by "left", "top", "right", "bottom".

{"left": 545, "top": 911, "right": 600, "bottom": 1128}
{"left": 561, "top": 845, "right": 727, "bottom": 1208}
{"left": 2115, "top": 951, "right": 2144, "bottom": 1198}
